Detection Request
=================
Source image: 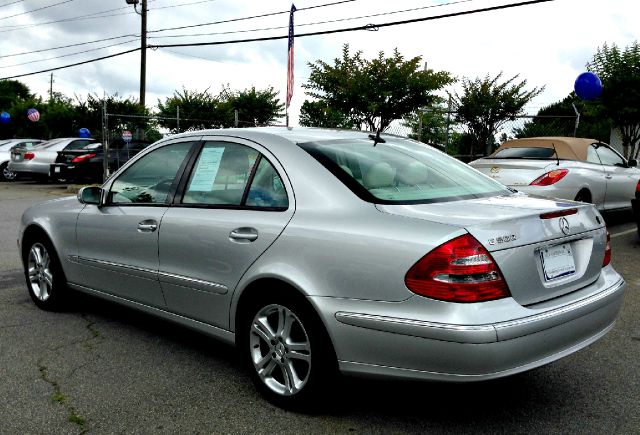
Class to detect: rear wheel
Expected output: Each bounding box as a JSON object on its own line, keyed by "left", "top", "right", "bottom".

{"left": 0, "top": 162, "right": 16, "bottom": 181}
{"left": 23, "top": 236, "right": 68, "bottom": 310}
{"left": 574, "top": 189, "right": 592, "bottom": 203}
{"left": 240, "top": 291, "right": 337, "bottom": 410}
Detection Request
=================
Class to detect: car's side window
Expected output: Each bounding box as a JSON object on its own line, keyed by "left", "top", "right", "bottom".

{"left": 183, "top": 142, "right": 259, "bottom": 205}
{"left": 587, "top": 145, "right": 601, "bottom": 164}
{"left": 109, "top": 142, "right": 194, "bottom": 205}
{"left": 246, "top": 158, "right": 289, "bottom": 208}
{"left": 596, "top": 146, "right": 626, "bottom": 166}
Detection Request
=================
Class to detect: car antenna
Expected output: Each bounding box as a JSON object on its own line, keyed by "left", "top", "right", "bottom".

{"left": 368, "top": 128, "right": 386, "bottom": 147}
{"left": 551, "top": 142, "right": 560, "bottom": 166}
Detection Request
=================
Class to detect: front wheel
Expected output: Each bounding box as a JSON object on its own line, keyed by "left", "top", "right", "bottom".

{"left": 23, "top": 238, "right": 68, "bottom": 310}
{"left": 241, "top": 294, "right": 337, "bottom": 409}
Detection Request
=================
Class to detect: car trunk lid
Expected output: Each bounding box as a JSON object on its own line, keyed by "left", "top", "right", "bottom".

{"left": 470, "top": 159, "right": 558, "bottom": 187}
{"left": 377, "top": 194, "right": 607, "bottom": 306}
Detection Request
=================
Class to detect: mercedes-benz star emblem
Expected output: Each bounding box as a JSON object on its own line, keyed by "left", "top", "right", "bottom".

{"left": 559, "top": 217, "right": 570, "bottom": 235}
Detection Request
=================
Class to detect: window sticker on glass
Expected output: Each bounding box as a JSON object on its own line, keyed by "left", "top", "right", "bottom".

{"left": 189, "top": 147, "right": 225, "bottom": 191}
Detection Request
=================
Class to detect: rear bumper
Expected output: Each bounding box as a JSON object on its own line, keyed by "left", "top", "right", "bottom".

{"left": 8, "top": 160, "right": 49, "bottom": 176}
{"left": 50, "top": 162, "right": 101, "bottom": 181}
{"left": 311, "top": 267, "right": 624, "bottom": 381}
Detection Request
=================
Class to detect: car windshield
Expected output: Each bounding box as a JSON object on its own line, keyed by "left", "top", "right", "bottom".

{"left": 492, "top": 147, "right": 557, "bottom": 159}
{"left": 300, "top": 138, "right": 510, "bottom": 204}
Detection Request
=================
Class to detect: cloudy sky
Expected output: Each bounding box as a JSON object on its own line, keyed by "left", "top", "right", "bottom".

{"left": 1, "top": 0, "right": 639, "bottom": 125}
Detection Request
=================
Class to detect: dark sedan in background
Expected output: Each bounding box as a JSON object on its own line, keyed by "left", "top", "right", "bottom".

{"left": 50, "top": 139, "right": 151, "bottom": 182}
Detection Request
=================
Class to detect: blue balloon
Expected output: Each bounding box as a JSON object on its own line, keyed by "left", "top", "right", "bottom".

{"left": 574, "top": 72, "right": 602, "bottom": 100}
{"left": 78, "top": 128, "right": 91, "bottom": 138}
{"left": 0, "top": 111, "right": 10, "bottom": 124}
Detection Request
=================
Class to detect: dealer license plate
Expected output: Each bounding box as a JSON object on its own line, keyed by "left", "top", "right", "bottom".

{"left": 54, "top": 166, "right": 61, "bottom": 173}
{"left": 540, "top": 243, "right": 576, "bottom": 281}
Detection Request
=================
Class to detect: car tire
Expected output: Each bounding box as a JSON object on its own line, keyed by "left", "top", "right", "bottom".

{"left": 0, "top": 162, "right": 17, "bottom": 181}
{"left": 22, "top": 235, "right": 68, "bottom": 311}
{"left": 574, "top": 189, "right": 592, "bottom": 203}
{"left": 239, "top": 290, "right": 338, "bottom": 411}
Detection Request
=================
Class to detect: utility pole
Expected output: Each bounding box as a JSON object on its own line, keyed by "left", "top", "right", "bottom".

{"left": 125, "top": 0, "right": 147, "bottom": 108}
{"left": 49, "top": 73, "right": 54, "bottom": 100}
{"left": 140, "top": 0, "right": 147, "bottom": 109}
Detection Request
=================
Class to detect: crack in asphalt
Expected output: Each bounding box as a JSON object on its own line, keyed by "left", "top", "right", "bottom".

{"left": 36, "top": 312, "right": 105, "bottom": 434}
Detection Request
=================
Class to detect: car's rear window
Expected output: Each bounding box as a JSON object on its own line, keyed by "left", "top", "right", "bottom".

{"left": 300, "top": 138, "right": 510, "bottom": 204}
{"left": 492, "top": 147, "right": 556, "bottom": 159}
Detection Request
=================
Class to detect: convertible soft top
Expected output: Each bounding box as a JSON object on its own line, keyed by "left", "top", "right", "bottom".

{"left": 491, "top": 137, "right": 601, "bottom": 161}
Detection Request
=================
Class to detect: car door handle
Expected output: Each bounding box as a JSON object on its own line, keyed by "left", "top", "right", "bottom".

{"left": 229, "top": 227, "right": 259, "bottom": 242}
{"left": 138, "top": 220, "right": 158, "bottom": 233}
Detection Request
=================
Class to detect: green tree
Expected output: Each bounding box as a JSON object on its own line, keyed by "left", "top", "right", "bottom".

{"left": 403, "top": 104, "right": 450, "bottom": 146}
{"left": 157, "top": 88, "right": 224, "bottom": 133}
{"left": 0, "top": 79, "right": 33, "bottom": 109}
{"left": 299, "top": 100, "right": 356, "bottom": 129}
{"left": 223, "top": 86, "right": 284, "bottom": 127}
{"left": 587, "top": 41, "right": 640, "bottom": 159}
{"left": 304, "top": 44, "right": 453, "bottom": 132}
{"left": 514, "top": 94, "right": 611, "bottom": 141}
{"left": 451, "top": 72, "right": 544, "bottom": 157}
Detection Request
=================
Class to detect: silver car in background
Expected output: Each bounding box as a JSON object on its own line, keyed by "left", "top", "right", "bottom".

{"left": 19, "top": 128, "right": 625, "bottom": 408}
{"left": 9, "top": 137, "right": 96, "bottom": 182}
{"left": 469, "top": 137, "right": 640, "bottom": 210}
{"left": 0, "top": 138, "right": 43, "bottom": 181}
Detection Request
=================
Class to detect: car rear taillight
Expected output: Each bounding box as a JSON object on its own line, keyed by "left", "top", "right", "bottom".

{"left": 24, "top": 152, "right": 35, "bottom": 160}
{"left": 405, "top": 233, "right": 511, "bottom": 303}
{"left": 635, "top": 180, "right": 640, "bottom": 200}
{"left": 530, "top": 169, "right": 569, "bottom": 186}
{"left": 603, "top": 227, "right": 612, "bottom": 267}
{"left": 71, "top": 153, "right": 96, "bottom": 163}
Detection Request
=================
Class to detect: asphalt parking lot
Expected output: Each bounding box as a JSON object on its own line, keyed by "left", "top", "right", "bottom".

{"left": 1, "top": 180, "right": 638, "bottom": 434}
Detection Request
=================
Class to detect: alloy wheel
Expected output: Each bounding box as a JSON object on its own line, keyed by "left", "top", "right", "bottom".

{"left": 27, "top": 243, "right": 53, "bottom": 301}
{"left": 249, "top": 304, "right": 312, "bottom": 396}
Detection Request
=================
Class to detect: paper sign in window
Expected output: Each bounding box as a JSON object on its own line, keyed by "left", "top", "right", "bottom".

{"left": 189, "top": 147, "right": 225, "bottom": 191}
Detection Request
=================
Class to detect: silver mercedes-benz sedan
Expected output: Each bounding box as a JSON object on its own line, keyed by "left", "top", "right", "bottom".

{"left": 19, "top": 128, "right": 625, "bottom": 408}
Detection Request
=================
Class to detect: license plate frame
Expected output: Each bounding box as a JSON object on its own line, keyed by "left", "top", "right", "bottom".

{"left": 540, "top": 243, "right": 576, "bottom": 281}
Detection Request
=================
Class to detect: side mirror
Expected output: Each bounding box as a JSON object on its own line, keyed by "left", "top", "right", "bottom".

{"left": 628, "top": 159, "right": 637, "bottom": 167}
{"left": 77, "top": 186, "right": 102, "bottom": 205}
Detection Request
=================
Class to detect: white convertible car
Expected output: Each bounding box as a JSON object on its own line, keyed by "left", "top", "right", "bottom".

{"left": 470, "top": 137, "right": 640, "bottom": 211}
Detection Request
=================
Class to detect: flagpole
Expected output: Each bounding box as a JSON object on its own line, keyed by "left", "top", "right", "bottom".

{"left": 286, "top": 4, "right": 296, "bottom": 128}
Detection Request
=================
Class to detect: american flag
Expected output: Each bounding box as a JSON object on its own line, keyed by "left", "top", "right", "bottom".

{"left": 286, "top": 4, "right": 296, "bottom": 109}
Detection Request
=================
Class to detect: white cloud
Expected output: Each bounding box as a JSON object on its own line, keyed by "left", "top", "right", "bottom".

{"left": 2, "top": 0, "right": 639, "bottom": 125}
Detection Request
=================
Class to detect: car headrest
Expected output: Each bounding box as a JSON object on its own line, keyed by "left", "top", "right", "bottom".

{"left": 363, "top": 162, "right": 395, "bottom": 189}
{"left": 398, "top": 161, "right": 429, "bottom": 185}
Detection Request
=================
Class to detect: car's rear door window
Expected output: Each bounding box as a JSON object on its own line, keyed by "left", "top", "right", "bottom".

{"left": 300, "top": 138, "right": 510, "bottom": 204}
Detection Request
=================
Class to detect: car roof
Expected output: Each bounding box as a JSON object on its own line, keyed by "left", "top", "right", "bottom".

{"left": 491, "top": 137, "right": 601, "bottom": 161}
{"left": 159, "top": 126, "right": 395, "bottom": 147}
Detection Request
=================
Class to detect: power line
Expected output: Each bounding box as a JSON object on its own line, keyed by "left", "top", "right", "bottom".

{"left": 0, "top": 0, "right": 76, "bottom": 21}
{"left": 1, "top": 47, "right": 141, "bottom": 80}
{"left": 0, "top": 0, "right": 355, "bottom": 57}
{"left": 0, "top": 33, "right": 139, "bottom": 59}
{"left": 149, "top": 0, "right": 556, "bottom": 49}
{"left": 1, "top": 0, "right": 27, "bottom": 6}
{"left": 0, "top": 1, "right": 167, "bottom": 32}
{"left": 147, "top": 0, "right": 358, "bottom": 34}
{"left": 149, "top": 0, "right": 476, "bottom": 40}
{"left": 0, "top": 39, "right": 139, "bottom": 69}
{"left": 0, "top": 0, "right": 555, "bottom": 80}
